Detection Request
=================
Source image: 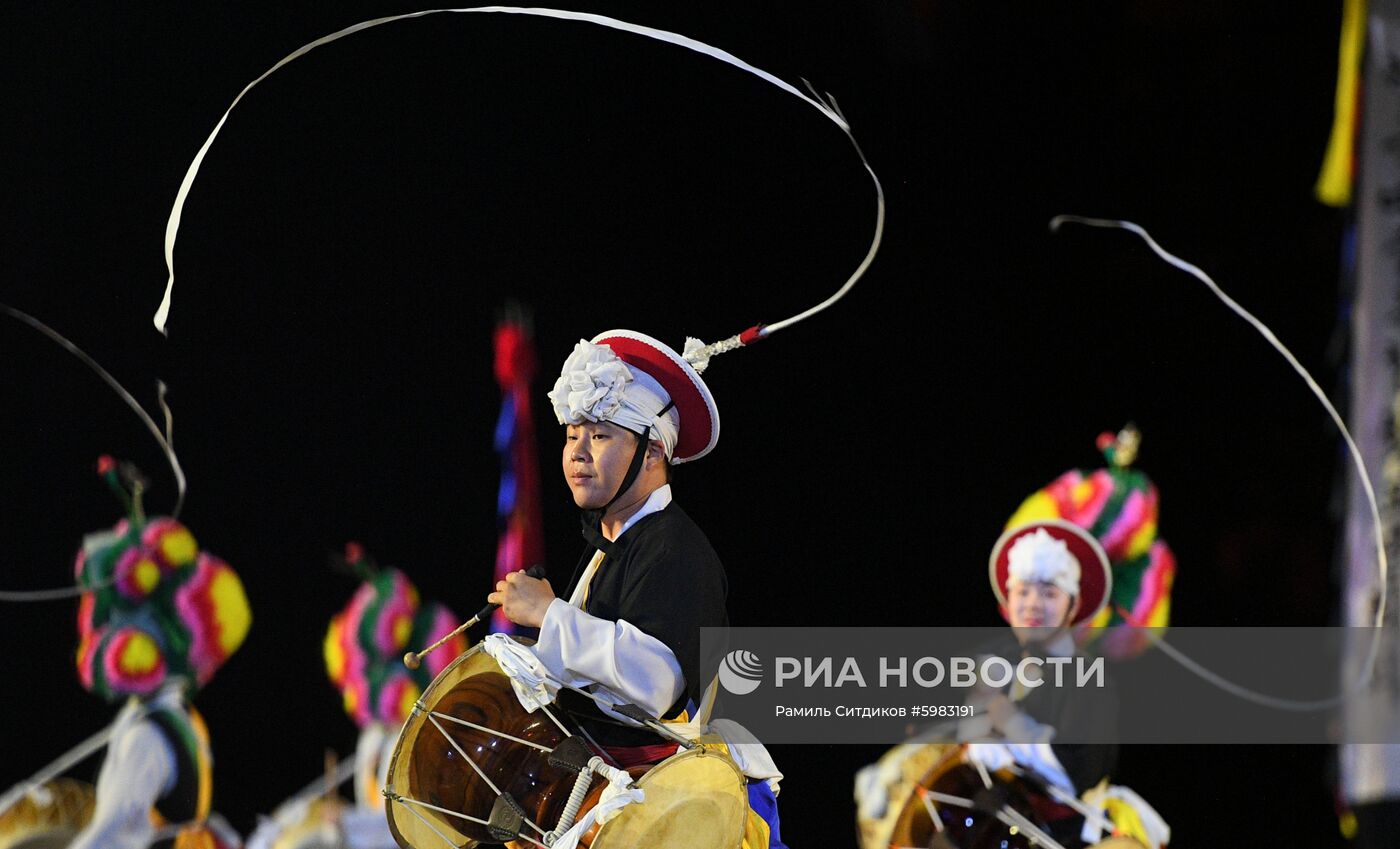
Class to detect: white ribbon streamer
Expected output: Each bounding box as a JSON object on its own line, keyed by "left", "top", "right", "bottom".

{"left": 153, "top": 6, "right": 883, "bottom": 342}
{"left": 1050, "top": 215, "right": 1387, "bottom": 711}
{"left": 2, "top": 303, "right": 186, "bottom": 523}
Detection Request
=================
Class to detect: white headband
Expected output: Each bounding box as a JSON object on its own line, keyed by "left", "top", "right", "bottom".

{"left": 548, "top": 340, "right": 681, "bottom": 459}
{"left": 1006, "top": 528, "right": 1080, "bottom": 597}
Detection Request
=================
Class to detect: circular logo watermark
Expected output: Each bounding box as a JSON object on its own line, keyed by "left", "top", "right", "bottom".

{"left": 718, "top": 649, "right": 763, "bottom": 695}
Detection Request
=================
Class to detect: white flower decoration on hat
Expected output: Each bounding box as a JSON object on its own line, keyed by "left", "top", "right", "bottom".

{"left": 548, "top": 338, "right": 680, "bottom": 459}
{"left": 550, "top": 340, "right": 633, "bottom": 424}
{"left": 1007, "top": 528, "right": 1081, "bottom": 597}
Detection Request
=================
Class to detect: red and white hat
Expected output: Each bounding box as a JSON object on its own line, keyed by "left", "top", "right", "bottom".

{"left": 989, "top": 520, "right": 1112, "bottom": 626}
{"left": 548, "top": 330, "right": 720, "bottom": 464}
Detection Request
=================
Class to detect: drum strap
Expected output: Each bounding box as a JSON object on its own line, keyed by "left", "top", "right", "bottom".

{"left": 600, "top": 741, "right": 680, "bottom": 769}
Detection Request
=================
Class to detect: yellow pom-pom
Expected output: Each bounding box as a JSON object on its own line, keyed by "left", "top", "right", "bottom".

{"left": 1070, "top": 479, "right": 1096, "bottom": 510}
{"left": 324, "top": 618, "right": 346, "bottom": 681}
{"left": 209, "top": 569, "right": 251, "bottom": 655}
{"left": 119, "top": 632, "right": 162, "bottom": 675}
{"left": 1340, "top": 809, "right": 1358, "bottom": 840}
{"left": 135, "top": 559, "right": 162, "bottom": 594}
{"left": 398, "top": 682, "right": 422, "bottom": 720}
{"left": 160, "top": 528, "right": 198, "bottom": 567}
{"left": 393, "top": 614, "right": 413, "bottom": 649}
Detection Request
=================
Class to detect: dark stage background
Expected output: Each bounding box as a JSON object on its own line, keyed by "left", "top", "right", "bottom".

{"left": 0, "top": 3, "right": 1352, "bottom": 847}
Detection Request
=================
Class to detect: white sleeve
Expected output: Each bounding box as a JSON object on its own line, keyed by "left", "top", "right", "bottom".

{"left": 998, "top": 706, "right": 1056, "bottom": 743}
{"left": 69, "top": 719, "right": 177, "bottom": 849}
{"left": 532, "top": 598, "right": 686, "bottom": 718}
{"left": 1004, "top": 742, "right": 1075, "bottom": 796}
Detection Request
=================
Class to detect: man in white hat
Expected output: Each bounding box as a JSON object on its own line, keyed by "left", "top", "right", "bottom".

{"left": 489, "top": 329, "right": 786, "bottom": 848}
{"left": 975, "top": 521, "right": 1119, "bottom": 795}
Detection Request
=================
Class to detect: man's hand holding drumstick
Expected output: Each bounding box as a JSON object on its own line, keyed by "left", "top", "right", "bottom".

{"left": 488, "top": 569, "right": 556, "bottom": 629}
{"left": 402, "top": 565, "right": 550, "bottom": 669}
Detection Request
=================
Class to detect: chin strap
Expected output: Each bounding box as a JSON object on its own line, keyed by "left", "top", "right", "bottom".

{"left": 579, "top": 427, "right": 652, "bottom": 544}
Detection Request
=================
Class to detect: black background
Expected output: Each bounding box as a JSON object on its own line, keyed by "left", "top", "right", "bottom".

{"left": 0, "top": 2, "right": 1354, "bottom": 847}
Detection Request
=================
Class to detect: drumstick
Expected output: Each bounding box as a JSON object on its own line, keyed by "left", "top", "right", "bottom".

{"left": 402, "top": 565, "right": 546, "bottom": 670}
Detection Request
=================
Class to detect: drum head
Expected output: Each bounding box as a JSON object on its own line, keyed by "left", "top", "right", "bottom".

{"left": 385, "top": 638, "right": 574, "bottom": 849}
{"left": 590, "top": 747, "right": 748, "bottom": 849}
{"left": 0, "top": 778, "right": 95, "bottom": 849}
{"left": 856, "top": 743, "right": 955, "bottom": 849}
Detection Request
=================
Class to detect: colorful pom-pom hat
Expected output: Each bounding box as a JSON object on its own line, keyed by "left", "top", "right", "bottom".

{"left": 1004, "top": 425, "right": 1177, "bottom": 657}
{"left": 74, "top": 457, "right": 251, "bottom": 701}
{"left": 989, "top": 520, "right": 1112, "bottom": 627}
{"left": 323, "top": 543, "right": 466, "bottom": 728}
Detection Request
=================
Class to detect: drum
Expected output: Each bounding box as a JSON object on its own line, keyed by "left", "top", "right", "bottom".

{"left": 385, "top": 638, "right": 750, "bottom": 849}
{"left": 885, "top": 745, "right": 1056, "bottom": 849}
{"left": 856, "top": 743, "right": 957, "bottom": 849}
{"left": 0, "top": 778, "right": 96, "bottom": 849}
{"left": 385, "top": 639, "right": 583, "bottom": 848}
{"left": 588, "top": 746, "right": 747, "bottom": 849}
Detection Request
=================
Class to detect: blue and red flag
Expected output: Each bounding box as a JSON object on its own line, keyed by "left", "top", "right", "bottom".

{"left": 490, "top": 310, "right": 545, "bottom": 634}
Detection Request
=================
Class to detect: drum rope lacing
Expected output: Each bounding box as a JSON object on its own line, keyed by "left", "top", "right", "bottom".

{"left": 915, "top": 787, "right": 945, "bottom": 836}
{"left": 394, "top": 676, "right": 658, "bottom": 848}
{"left": 897, "top": 760, "right": 1075, "bottom": 849}
{"left": 428, "top": 712, "right": 554, "bottom": 754}
{"left": 423, "top": 713, "right": 551, "bottom": 839}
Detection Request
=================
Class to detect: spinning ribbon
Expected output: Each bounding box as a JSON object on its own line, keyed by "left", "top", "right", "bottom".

{"left": 1051, "top": 215, "right": 1386, "bottom": 711}
{"left": 151, "top": 6, "right": 885, "bottom": 366}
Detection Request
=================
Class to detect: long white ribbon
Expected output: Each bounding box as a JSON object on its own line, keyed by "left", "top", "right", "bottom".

{"left": 153, "top": 6, "right": 883, "bottom": 341}
{"left": 3, "top": 303, "right": 186, "bottom": 521}
{"left": 1050, "top": 215, "right": 1387, "bottom": 711}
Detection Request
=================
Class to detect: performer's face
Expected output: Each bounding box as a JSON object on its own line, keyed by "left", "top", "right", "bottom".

{"left": 562, "top": 421, "right": 639, "bottom": 509}
{"left": 1006, "top": 578, "right": 1073, "bottom": 636}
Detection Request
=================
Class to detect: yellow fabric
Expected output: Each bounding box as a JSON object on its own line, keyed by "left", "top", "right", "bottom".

{"left": 189, "top": 708, "right": 214, "bottom": 823}
{"left": 740, "top": 808, "right": 772, "bottom": 849}
{"left": 146, "top": 708, "right": 213, "bottom": 834}
{"left": 1103, "top": 796, "right": 1153, "bottom": 847}
{"left": 1316, "top": 0, "right": 1366, "bottom": 206}
{"left": 579, "top": 550, "right": 606, "bottom": 611}
{"left": 171, "top": 827, "right": 219, "bottom": 849}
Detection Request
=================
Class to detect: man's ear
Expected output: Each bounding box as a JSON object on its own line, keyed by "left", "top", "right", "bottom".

{"left": 646, "top": 440, "right": 667, "bottom": 468}
{"left": 1063, "top": 595, "right": 1082, "bottom": 629}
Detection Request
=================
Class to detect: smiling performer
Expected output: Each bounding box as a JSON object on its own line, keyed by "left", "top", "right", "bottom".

{"left": 489, "top": 328, "right": 786, "bottom": 849}
{"left": 967, "top": 521, "right": 1119, "bottom": 806}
